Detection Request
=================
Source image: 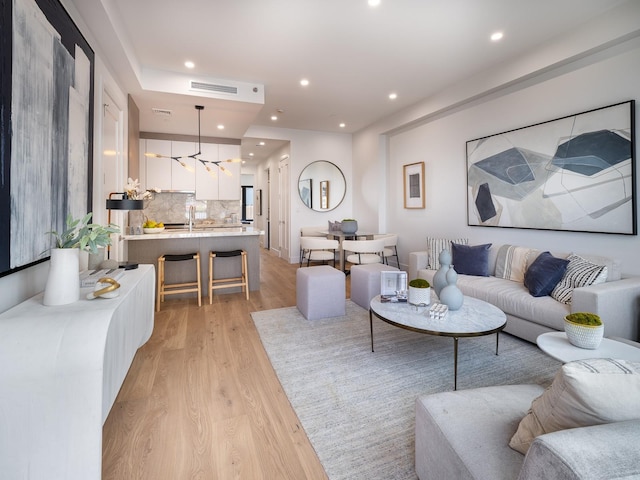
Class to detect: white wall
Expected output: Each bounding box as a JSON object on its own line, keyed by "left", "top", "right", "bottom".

{"left": 245, "top": 125, "right": 352, "bottom": 263}
{"left": 353, "top": 4, "right": 640, "bottom": 275}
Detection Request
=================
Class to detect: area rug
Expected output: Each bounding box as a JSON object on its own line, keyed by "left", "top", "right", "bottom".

{"left": 251, "top": 301, "right": 562, "bottom": 480}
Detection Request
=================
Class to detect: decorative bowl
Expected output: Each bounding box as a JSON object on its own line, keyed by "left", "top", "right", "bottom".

{"left": 564, "top": 316, "right": 604, "bottom": 349}
{"left": 143, "top": 227, "right": 165, "bottom": 234}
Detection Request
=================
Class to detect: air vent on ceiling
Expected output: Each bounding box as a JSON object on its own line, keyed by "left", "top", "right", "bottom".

{"left": 151, "top": 108, "right": 172, "bottom": 116}
{"left": 190, "top": 81, "right": 238, "bottom": 95}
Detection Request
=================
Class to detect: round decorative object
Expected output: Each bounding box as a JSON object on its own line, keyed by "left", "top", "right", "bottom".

{"left": 43, "top": 248, "right": 80, "bottom": 306}
{"left": 439, "top": 265, "right": 464, "bottom": 311}
{"left": 564, "top": 316, "right": 604, "bottom": 349}
{"left": 433, "top": 249, "right": 452, "bottom": 297}
{"left": 409, "top": 286, "right": 431, "bottom": 306}
{"left": 341, "top": 220, "right": 358, "bottom": 234}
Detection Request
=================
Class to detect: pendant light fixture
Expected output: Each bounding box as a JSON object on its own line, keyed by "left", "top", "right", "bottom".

{"left": 144, "top": 105, "right": 241, "bottom": 178}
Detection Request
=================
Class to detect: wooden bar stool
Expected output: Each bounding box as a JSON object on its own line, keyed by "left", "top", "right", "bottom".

{"left": 156, "top": 252, "right": 202, "bottom": 311}
{"left": 208, "top": 250, "right": 249, "bottom": 302}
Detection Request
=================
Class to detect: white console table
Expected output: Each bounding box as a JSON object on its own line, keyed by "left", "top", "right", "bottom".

{"left": 0, "top": 264, "right": 155, "bottom": 480}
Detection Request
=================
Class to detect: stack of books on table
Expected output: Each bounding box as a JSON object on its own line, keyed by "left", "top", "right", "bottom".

{"left": 79, "top": 268, "right": 125, "bottom": 287}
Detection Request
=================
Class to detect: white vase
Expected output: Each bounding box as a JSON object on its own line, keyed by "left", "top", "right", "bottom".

{"left": 564, "top": 316, "right": 604, "bottom": 349}
{"left": 409, "top": 286, "right": 431, "bottom": 306}
{"left": 43, "top": 248, "right": 80, "bottom": 306}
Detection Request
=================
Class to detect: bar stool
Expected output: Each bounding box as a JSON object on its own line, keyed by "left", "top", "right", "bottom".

{"left": 156, "top": 252, "right": 202, "bottom": 311}
{"left": 208, "top": 250, "right": 249, "bottom": 302}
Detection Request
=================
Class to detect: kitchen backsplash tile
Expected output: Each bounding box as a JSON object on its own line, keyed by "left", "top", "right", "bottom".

{"left": 135, "top": 192, "right": 240, "bottom": 225}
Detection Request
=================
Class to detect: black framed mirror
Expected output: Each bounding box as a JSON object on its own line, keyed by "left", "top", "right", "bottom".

{"left": 298, "top": 160, "right": 346, "bottom": 212}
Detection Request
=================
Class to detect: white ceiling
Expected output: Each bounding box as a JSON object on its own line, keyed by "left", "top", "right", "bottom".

{"left": 69, "top": 0, "right": 628, "bottom": 162}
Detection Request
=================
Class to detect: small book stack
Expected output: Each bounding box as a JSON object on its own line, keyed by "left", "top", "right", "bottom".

{"left": 79, "top": 268, "right": 125, "bottom": 287}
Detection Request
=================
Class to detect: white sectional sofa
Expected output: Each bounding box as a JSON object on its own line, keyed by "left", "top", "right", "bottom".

{"left": 409, "top": 243, "right": 640, "bottom": 343}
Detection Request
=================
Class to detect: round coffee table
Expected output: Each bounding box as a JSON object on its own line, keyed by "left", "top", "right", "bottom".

{"left": 369, "top": 295, "right": 507, "bottom": 390}
{"left": 537, "top": 332, "right": 640, "bottom": 363}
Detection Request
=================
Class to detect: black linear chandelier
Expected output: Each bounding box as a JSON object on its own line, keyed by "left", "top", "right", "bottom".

{"left": 144, "top": 105, "right": 240, "bottom": 178}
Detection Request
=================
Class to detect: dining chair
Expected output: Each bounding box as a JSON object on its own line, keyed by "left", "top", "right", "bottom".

{"left": 342, "top": 238, "right": 385, "bottom": 271}
{"left": 300, "top": 236, "right": 339, "bottom": 268}
{"left": 375, "top": 233, "right": 399, "bottom": 268}
{"left": 299, "top": 225, "right": 329, "bottom": 264}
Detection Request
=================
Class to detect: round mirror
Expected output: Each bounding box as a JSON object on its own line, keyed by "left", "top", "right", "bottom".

{"left": 298, "top": 160, "right": 346, "bottom": 212}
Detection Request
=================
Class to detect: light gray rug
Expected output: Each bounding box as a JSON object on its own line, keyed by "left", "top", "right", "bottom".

{"left": 251, "top": 300, "right": 562, "bottom": 480}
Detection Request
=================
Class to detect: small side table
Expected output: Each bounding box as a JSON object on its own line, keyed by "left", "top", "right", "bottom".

{"left": 537, "top": 332, "right": 640, "bottom": 363}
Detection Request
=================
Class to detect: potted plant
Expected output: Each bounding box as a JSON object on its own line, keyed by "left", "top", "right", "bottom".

{"left": 43, "top": 213, "right": 120, "bottom": 306}
{"left": 341, "top": 218, "right": 358, "bottom": 234}
{"left": 564, "top": 312, "right": 604, "bottom": 349}
{"left": 408, "top": 278, "right": 431, "bottom": 306}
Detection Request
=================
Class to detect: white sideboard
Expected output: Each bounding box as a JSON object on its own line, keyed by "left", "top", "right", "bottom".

{"left": 0, "top": 264, "right": 155, "bottom": 480}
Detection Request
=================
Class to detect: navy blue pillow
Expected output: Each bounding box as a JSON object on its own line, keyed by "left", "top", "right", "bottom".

{"left": 451, "top": 243, "right": 492, "bottom": 276}
{"left": 524, "top": 252, "right": 570, "bottom": 297}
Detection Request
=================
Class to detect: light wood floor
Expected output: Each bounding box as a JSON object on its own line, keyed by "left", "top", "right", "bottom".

{"left": 102, "top": 250, "right": 349, "bottom": 479}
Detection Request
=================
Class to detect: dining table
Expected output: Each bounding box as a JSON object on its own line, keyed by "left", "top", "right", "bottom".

{"left": 320, "top": 230, "right": 377, "bottom": 272}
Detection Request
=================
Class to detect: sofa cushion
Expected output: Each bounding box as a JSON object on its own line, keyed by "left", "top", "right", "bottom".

{"left": 523, "top": 252, "right": 569, "bottom": 297}
{"left": 495, "top": 245, "right": 532, "bottom": 282}
{"left": 509, "top": 358, "right": 640, "bottom": 455}
{"left": 551, "top": 254, "right": 608, "bottom": 304}
{"left": 451, "top": 243, "right": 491, "bottom": 276}
{"left": 427, "top": 237, "right": 468, "bottom": 269}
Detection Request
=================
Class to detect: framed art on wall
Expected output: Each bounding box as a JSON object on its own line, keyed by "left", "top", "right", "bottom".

{"left": 0, "top": 0, "right": 95, "bottom": 277}
{"left": 403, "top": 162, "right": 425, "bottom": 209}
{"left": 466, "top": 101, "right": 636, "bottom": 235}
{"left": 320, "top": 180, "right": 329, "bottom": 209}
{"left": 298, "top": 178, "right": 312, "bottom": 208}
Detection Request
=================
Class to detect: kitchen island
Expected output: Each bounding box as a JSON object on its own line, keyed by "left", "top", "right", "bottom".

{"left": 123, "top": 227, "right": 263, "bottom": 296}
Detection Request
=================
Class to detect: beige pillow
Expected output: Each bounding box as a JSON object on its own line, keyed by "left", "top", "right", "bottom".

{"left": 495, "top": 245, "right": 532, "bottom": 282}
{"left": 509, "top": 358, "right": 640, "bottom": 455}
{"left": 427, "top": 237, "right": 468, "bottom": 269}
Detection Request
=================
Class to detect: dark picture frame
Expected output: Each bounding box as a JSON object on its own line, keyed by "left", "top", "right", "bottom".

{"left": 0, "top": 0, "right": 94, "bottom": 277}
{"left": 403, "top": 162, "right": 425, "bottom": 209}
{"left": 466, "top": 101, "right": 636, "bottom": 235}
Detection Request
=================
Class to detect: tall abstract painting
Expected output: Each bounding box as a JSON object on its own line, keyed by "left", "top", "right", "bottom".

{"left": 467, "top": 101, "right": 635, "bottom": 235}
{"left": 0, "top": 0, "right": 94, "bottom": 277}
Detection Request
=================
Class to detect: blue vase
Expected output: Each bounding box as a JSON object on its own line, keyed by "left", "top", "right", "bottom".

{"left": 440, "top": 265, "right": 464, "bottom": 311}
{"left": 433, "top": 249, "right": 451, "bottom": 297}
{"left": 341, "top": 220, "right": 358, "bottom": 234}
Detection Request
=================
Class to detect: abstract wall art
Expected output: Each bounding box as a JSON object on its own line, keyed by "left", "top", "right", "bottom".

{"left": 403, "top": 161, "right": 425, "bottom": 209}
{"left": 0, "top": 0, "right": 94, "bottom": 277}
{"left": 467, "top": 101, "right": 635, "bottom": 235}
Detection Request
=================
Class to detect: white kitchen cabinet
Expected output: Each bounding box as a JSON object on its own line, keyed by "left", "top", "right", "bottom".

{"left": 195, "top": 143, "right": 219, "bottom": 200}
{"left": 143, "top": 139, "right": 172, "bottom": 191}
{"left": 218, "top": 144, "right": 241, "bottom": 200}
{"left": 171, "top": 141, "right": 196, "bottom": 191}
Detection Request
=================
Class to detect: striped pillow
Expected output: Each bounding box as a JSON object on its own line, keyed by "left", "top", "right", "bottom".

{"left": 427, "top": 237, "right": 468, "bottom": 269}
{"left": 495, "top": 245, "right": 532, "bottom": 283}
{"left": 550, "top": 254, "right": 608, "bottom": 305}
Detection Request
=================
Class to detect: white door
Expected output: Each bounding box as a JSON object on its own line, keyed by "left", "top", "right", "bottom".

{"left": 278, "top": 157, "right": 290, "bottom": 261}
{"left": 102, "top": 93, "right": 124, "bottom": 260}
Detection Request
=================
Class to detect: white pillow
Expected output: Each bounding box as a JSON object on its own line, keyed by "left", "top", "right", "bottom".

{"left": 509, "top": 358, "right": 640, "bottom": 455}
{"left": 427, "top": 237, "right": 468, "bottom": 269}
{"left": 550, "top": 253, "right": 608, "bottom": 304}
{"left": 495, "top": 245, "right": 532, "bottom": 283}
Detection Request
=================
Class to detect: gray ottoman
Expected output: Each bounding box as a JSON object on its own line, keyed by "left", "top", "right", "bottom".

{"left": 350, "top": 263, "right": 399, "bottom": 309}
{"left": 296, "top": 266, "right": 346, "bottom": 320}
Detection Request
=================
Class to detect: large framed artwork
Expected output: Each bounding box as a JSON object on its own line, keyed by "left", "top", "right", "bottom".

{"left": 467, "top": 101, "right": 636, "bottom": 235}
{"left": 0, "top": 0, "right": 94, "bottom": 277}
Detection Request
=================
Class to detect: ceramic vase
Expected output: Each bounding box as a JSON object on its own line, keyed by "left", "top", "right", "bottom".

{"left": 408, "top": 286, "right": 431, "bottom": 306}
{"left": 564, "top": 316, "right": 604, "bottom": 349}
{"left": 439, "top": 265, "right": 464, "bottom": 311}
{"left": 43, "top": 248, "right": 80, "bottom": 306}
{"left": 341, "top": 220, "right": 358, "bottom": 234}
{"left": 433, "top": 249, "right": 452, "bottom": 297}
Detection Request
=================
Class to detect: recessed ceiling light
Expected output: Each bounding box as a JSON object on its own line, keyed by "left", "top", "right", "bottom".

{"left": 217, "top": 124, "right": 224, "bottom": 130}
{"left": 490, "top": 31, "right": 503, "bottom": 42}
{"left": 388, "top": 92, "right": 397, "bottom": 100}
{"left": 257, "top": 141, "right": 265, "bottom": 146}
{"left": 368, "top": 0, "right": 381, "bottom": 7}
{"left": 184, "top": 61, "right": 195, "bottom": 69}
{"left": 300, "top": 79, "right": 310, "bottom": 87}
{"left": 271, "top": 115, "right": 278, "bottom": 121}
{"left": 249, "top": 153, "right": 254, "bottom": 157}
{"left": 339, "top": 123, "right": 346, "bottom": 128}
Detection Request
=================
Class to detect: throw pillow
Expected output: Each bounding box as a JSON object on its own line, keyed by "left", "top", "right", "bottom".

{"left": 495, "top": 245, "right": 532, "bottom": 282}
{"left": 451, "top": 243, "right": 492, "bottom": 276}
{"left": 509, "top": 358, "right": 640, "bottom": 455}
{"left": 523, "top": 251, "right": 569, "bottom": 297}
{"left": 550, "top": 254, "right": 608, "bottom": 304}
{"left": 427, "top": 237, "right": 468, "bottom": 269}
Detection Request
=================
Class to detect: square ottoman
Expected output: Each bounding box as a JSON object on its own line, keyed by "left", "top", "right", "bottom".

{"left": 296, "top": 266, "right": 346, "bottom": 320}
{"left": 350, "top": 263, "right": 399, "bottom": 309}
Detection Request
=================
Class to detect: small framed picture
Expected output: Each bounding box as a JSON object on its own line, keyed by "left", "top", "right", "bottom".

{"left": 403, "top": 162, "right": 425, "bottom": 209}
{"left": 380, "top": 271, "right": 408, "bottom": 298}
{"left": 320, "top": 180, "right": 329, "bottom": 209}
